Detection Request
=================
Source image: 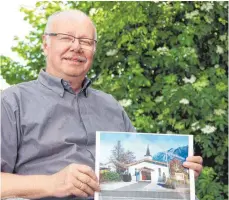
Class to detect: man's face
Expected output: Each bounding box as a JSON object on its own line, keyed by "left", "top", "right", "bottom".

{"left": 43, "top": 15, "right": 96, "bottom": 80}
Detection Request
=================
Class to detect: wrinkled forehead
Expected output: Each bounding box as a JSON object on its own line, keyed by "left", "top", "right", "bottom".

{"left": 49, "top": 13, "right": 95, "bottom": 38}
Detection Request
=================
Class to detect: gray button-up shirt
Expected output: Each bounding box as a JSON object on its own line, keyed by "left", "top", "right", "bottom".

{"left": 1, "top": 69, "right": 135, "bottom": 175}
{"left": 1, "top": 70, "right": 199, "bottom": 200}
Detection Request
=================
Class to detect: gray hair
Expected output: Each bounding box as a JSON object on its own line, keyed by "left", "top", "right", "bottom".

{"left": 44, "top": 10, "right": 97, "bottom": 40}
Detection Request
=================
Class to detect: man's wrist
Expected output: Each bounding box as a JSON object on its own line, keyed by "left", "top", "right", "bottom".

{"left": 16, "top": 174, "right": 53, "bottom": 198}
{"left": 1, "top": 173, "right": 54, "bottom": 199}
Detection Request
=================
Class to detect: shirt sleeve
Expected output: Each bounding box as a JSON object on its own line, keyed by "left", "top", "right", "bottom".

{"left": 1, "top": 96, "right": 21, "bottom": 173}
{"left": 111, "top": 96, "right": 136, "bottom": 132}
{"left": 121, "top": 108, "right": 136, "bottom": 132}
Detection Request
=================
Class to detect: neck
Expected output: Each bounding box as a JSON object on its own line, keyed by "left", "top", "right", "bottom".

{"left": 69, "top": 79, "right": 83, "bottom": 92}
{"left": 46, "top": 67, "right": 84, "bottom": 92}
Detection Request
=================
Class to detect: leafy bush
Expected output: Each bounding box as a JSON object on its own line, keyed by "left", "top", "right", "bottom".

{"left": 196, "top": 167, "right": 228, "bottom": 200}
{"left": 102, "top": 171, "right": 121, "bottom": 182}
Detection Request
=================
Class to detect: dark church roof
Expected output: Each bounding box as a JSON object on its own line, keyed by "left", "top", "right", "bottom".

{"left": 144, "top": 144, "right": 151, "bottom": 157}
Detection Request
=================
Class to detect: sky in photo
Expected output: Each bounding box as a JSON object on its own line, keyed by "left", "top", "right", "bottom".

{"left": 99, "top": 132, "right": 189, "bottom": 164}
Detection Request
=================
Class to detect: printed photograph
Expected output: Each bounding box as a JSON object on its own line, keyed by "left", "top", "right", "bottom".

{"left": 95, "top": 132, "right": 195, "bottom": 200}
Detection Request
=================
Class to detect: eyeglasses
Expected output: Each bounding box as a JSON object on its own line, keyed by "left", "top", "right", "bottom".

{"left": 45, "top": 32, "right": 97, "bottom": 51}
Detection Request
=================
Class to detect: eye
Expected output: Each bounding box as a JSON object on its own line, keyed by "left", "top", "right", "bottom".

{"left": 79, "top": 39, "right": 93, "bottom": 46}
{"left": 59, "top": 35, "right": 73, "bottom": 42}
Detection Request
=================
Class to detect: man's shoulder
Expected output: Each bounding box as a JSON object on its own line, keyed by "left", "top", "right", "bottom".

{"left": 1, "top": 80, "right": 37, "bottom": 102}
{"left": 88, "top": 87, "right": 117, "bottom": 102}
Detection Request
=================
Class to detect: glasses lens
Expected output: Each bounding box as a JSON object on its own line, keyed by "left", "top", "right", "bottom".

{"left": 79, "top": 39, "right": 95, "bottom": 50}
{"left": 57, "top": 34, "right": 74, "bottom": 43}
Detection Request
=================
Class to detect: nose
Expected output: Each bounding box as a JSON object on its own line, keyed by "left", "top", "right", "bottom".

{"left": 70, "top": 38, "right": 82, "bottom": 52}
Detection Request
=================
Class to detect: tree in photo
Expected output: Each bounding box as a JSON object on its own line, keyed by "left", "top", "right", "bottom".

{"left": 110, "top": 140, "right": 136, "bottom": 173}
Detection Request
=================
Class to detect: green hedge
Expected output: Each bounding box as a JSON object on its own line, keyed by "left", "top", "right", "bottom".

{"left": 1, "top": 2, "right": 228, "bottom": 199}
{"left": 101, "top": 171, "right": 121, "bottom": 182}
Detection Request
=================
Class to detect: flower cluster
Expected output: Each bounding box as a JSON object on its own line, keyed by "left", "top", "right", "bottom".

{"left": 183, "top": 75, "right": 196, "bottom": 84}
{"left": 185, "top": 10, "right": 199, "bottom": 19}
{"left": 191, "top": 122, "right": 200, "bottom": 131}
{"left": 201, "top": 125, "right": 217, "bottom": 134}
{"left": 214, "top": 109, "right": 226, "bottom": 116}
{"left": 156, "top": 47, "right": 169, "bottom": 55}
{"left": 200, "top": 2, "right": 214, "bottom": 12}
{"left": 155, "top": 96, "right": 163, "bottom": 103}
{"left": 106, "top": 49, "right": 118, "bottom": 56}
{"left": 216, "top": 45, "right": 224, "bottom": 54}
{"left": 179, "top": 98, "right": 189, "bottom": 105}
{"left": 119, "top": 99, "right": 132, "bottom": 107}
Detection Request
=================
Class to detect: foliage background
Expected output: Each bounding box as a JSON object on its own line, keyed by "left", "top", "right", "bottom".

{"left": 1, "top": 1, "right": 228, "bottom": 199}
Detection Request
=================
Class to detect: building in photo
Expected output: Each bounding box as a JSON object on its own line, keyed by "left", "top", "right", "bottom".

{"left": 126, "top": 145, "right": 169, "bottom": 184}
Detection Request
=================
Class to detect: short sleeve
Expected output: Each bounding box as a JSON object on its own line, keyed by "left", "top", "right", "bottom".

{"left": 1, "top": 96, "right": 21, "bottom": 173}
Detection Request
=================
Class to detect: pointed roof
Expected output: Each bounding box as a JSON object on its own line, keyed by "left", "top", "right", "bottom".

{"left": 144, "top": 145, "right": 151, "bottom": 157}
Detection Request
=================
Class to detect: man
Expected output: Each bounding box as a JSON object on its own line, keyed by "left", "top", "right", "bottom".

{"left": 1, "top": 10, "right": 203, "bottom": 199}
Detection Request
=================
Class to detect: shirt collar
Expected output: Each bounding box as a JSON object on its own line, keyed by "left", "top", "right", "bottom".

{"left": 38, "top": 69, "right": 91, "bottom": 97}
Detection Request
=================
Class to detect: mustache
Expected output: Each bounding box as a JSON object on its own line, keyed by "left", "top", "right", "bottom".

{"left": 76, "top": 55, "right": 87, "bottom": 63}
{"left": 63, "top": 55, "right": 87, "bottom": 63}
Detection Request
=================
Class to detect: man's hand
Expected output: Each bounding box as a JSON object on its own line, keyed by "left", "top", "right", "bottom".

{"left": 49, "top": 164, "right": 100, "bottom": 198}
{"left": 183, "top": 156, "right": 203, "bottom": 179}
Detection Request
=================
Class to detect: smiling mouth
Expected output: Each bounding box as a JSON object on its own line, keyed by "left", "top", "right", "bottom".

{"left": 64, "top": 56, "right": 87, "bottom": 63}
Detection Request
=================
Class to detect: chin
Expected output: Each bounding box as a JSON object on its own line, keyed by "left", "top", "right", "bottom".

{"left": 63, "top": 69, "right": 86, "bottom": 78}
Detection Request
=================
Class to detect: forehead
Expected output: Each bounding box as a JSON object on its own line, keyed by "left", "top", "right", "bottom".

{"left": 50, "top": 14, "right": 95, "bottom": 38}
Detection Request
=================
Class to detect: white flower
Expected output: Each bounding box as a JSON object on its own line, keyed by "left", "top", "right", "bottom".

{"left": 156, "top": 47, "right": 169, "bottom": 55}
{"left": 106, "top": 49, "right": 118, "bottom": 56}
{"left": 183, "top": 75, "right": 196, "bottom": 84}
{"left": 214, "top": 64, "right": 220, "bottom": 68}
{"left": 89, "top": 8, "right": 97, "bottom": 16}
{"left": 201, "top": 125, "right": 216, "bottom": 134}
{"left": 200, "top": 2, "right": 213, "bottom": 12}
{"left": 216, "top": 45, "right": 224, "bottom": 54}
{"left": 214, "top": 109, "right": 226, "bottom": 116}
{"left": 185, "top": 10, "right": 199, "bottom": 19}
{"left": 158, "top": 120, "right": 164, "bottom": 125}
{"left": 191, "top": 122, "right": 200, "bottom": 131}
{"left": 219, "top": 35, "right": 227, "bottom": 41}
{"left": 119, "top": 99, "right": 132, "bottom": 107}
{"left": 179, "top": 98, "right": 189, "bottom": 105}
{"left": 155, "top": 96, "right": 163, "bottom": 103}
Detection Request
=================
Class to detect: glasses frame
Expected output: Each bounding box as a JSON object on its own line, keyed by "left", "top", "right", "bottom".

{"left": 44, "top": 32, "right": 97, "bottom": 50}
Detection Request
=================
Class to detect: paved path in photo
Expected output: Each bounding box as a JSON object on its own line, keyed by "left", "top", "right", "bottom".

{"left": 99, "top": 181, "right": 191, "bottom": 200}
{"left": 115, "top": 181, "right": 149, "bottom": 191}
{"left": 99, "top": 190, "right": 189, "bottom": 200}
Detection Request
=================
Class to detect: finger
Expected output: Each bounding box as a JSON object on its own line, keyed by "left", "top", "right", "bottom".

{"left": 194, "top": 171, "right": 199, "bottom": 180}
{"left": 73, "top": 170, "right": 100, "bottom": 192}
{"left": 70, "top": 185, "right": 88, "bottom": 198}
{"left": 183, "top": 161, "right": 203, "bottom": 173}
{"left": 72, "top": 178, "right": 94, "bottom": 196}
{"left": 76, "top": 165, "right": 98, "bottom": 182}
{"left": 186, "top": 156, "right": 203, "bottom": 164}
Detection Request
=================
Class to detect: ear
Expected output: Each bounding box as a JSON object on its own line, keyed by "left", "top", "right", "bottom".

{"left": 42, "top": 35, "right": 48, "bottom": 57}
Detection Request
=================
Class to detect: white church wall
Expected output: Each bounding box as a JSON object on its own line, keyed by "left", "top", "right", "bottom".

{"left": 128, "top": 161, "right": 169, "bottom": 182}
